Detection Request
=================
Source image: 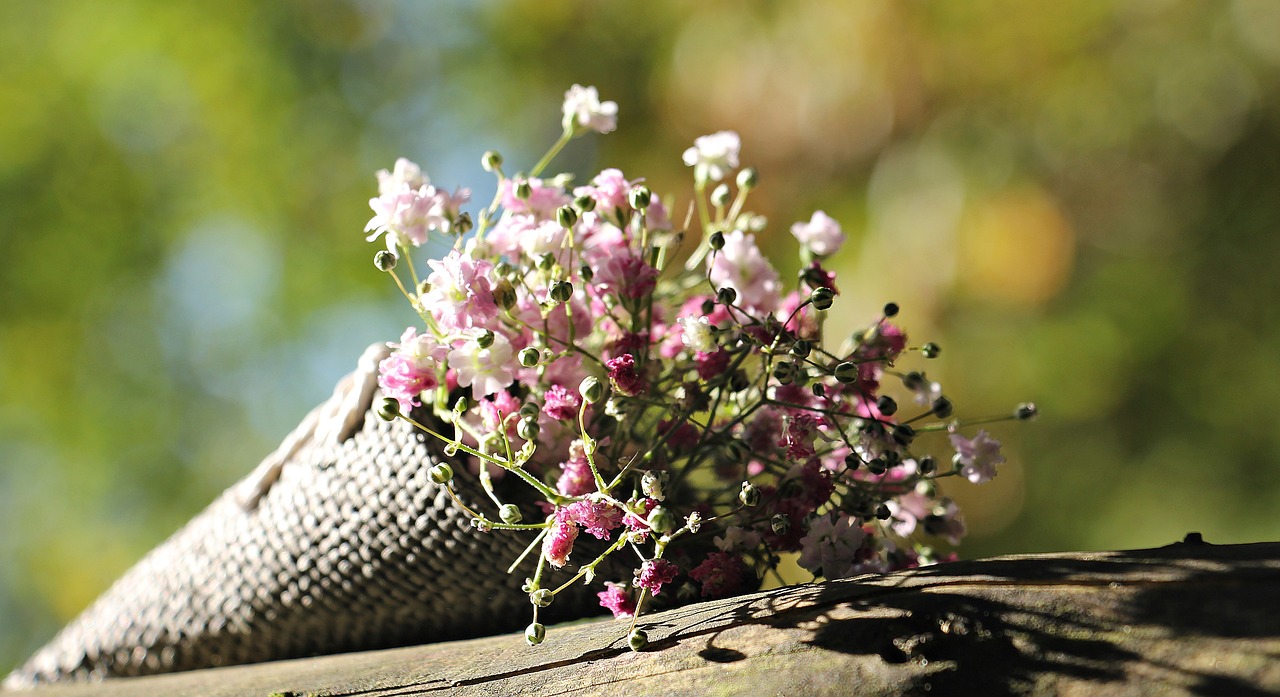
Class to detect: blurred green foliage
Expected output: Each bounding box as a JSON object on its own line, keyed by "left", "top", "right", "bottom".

{"left": 5, "top": 0, "right": 1280, "bottom": 674}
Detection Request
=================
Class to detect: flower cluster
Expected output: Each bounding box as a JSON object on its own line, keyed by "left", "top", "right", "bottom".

{"left": 365, "top": 85, "right": 1035, "bottom": 650}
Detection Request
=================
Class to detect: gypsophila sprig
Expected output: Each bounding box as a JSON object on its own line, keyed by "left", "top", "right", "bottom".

{"left": 362, "top": 86, "right": 1034, "bottom": 646}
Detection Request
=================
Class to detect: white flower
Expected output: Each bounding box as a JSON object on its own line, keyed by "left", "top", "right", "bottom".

{"left": 797, "top": 513, "right": 868, "bottom": 580}
{"left": 682, "top": 131, "right": 741, "bottom": 182}
{"left": 562, "top": 84, "right": 618, "bottom": 134}
{"left": 376, "top": 157, "right": 428, "bottom": 196}
{"left": 677, "top": 316, "right": 716, "bottom": 353}
{"left": 790, "top": 210, "right": 846, "bottom": 256}
{"left": 950, "top": 430, "right": 1006, "bottom": 484}
{"left": 449, "top": 331, "right": 516, "bottom": 397}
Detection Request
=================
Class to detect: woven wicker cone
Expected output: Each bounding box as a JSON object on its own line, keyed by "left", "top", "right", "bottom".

{"left": 6, "top": 351, "right": 609, "bottom": 687}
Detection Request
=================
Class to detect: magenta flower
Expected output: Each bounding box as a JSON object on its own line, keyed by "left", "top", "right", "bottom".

{"left": 542, "top": 384, "right": 582, "bottom": 422}
{"left": 555, "top": 447, "right": 595, "bottom": 497}
{"left": 542, "top": 512, "right": 580, "bottom": 569}
{"left": 597, "top": 582, "right": 636, "bottom": 619}
{"left": 636, "top": 559, "right": 679, "bottom": 596}
{"left": 689, "top": 552, "right": 749, "bottom": 599}
{"left": 606, "top": 353, "right": 645, "bottom": 396}
{"left": 564, "top": 498, "right": 624, "bottom": 540}
{"left": 778, "top": 411, "right": 821, "bottom": 460}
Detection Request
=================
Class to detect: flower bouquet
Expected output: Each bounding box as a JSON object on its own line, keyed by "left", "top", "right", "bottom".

{"left": 364, "top": 85, "right": 1034, "bottom": 650}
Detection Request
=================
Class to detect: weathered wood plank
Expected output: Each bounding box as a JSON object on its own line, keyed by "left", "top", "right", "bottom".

{"left": 12, "top": 538, "right": 1280, "bottom": 696}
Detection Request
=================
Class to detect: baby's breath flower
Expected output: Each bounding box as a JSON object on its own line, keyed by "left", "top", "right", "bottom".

{"left": 562, "top": 84, "right": 618, "bottom": 134}
{"left": 682, "top": 130, "right": 741, "bottom": 183}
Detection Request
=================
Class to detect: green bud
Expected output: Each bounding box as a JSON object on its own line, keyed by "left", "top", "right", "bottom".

{"left": 729, "top": 370, "right": 751, "bottom": 392}
{"left": 492, "top": 279, "right": 517, "bottom": 310}
{"left": 453, "top": 396, "right": 470, "bottom": 414}
{"left": 1015, "top": 402, "right": 1039, "bottom": 421}
{"left": 738, "top": 481, "right": 761, "bottom": 507}
{"left": 373, "top": 250, "right": 397, "bottom": 272}
{"left": 919, "top": 455, "right": 938, "bottom": 475}
{"left": 530, "top": 588, "right": 553, "bottom": 607}
{"left": 518, "top": 347, "right": 540, "bottom": 368}
{"left": 810, "top": 287, "right": 835, "bottom": 311}
{"left": 573, "top": 194, "right": 597, "bottom": 212}
{"left": 648, "top": 505, "right": 677, "bottom": 534}
{"left": 892, "top": 424, "right": 915, "bottom": 446}
{"left": 883, "top": 302, "right": 900, "bottom": 318}
{"left": 536, "top": 253, "right": 555, "bottom": 271}
{"left": 711, "top": 183, "right": 731, "bottom": 207}
{"left": 550, "top": 280, "right": 574, "bottom": 304}
{"left": 628, "top": 628, "right": 648, "bottom": 652}
{"left": 772, "top": 361, "right": 796, "bottom": 385}
{"left": 377, "top": 397, "right": 400, "bottom": 421}
{"left": 932, "top": 396, "right": 953, "bottom": 419}
{"left": 482, "top": 150, "right": 503, "bottom": 172}
{"left": 499, "top": 504, "right": 523, "bottom": 525}
{"left": 517, "top": 417, "right": 540, "bottom": 441}
{"left": 580, "top": 376, "right": 605, "bottom": 404}
{"left": 877, "top": 395, "right": 897, "bottom": 416}
{"left": 515, "top": 180, "right": 532, "bottom": 200}
{"left": 876, "top": 504, "right": 891, "bottom": 520}
{"left": 556, "top": 205, "right": 578, "bottom": 229}
{"left": 519, "top": 402, "right": 540, "bottom": 418}
{"left": 578, "top": 264, "right": 594, "bottom": 282}
{"left": 736, "top": 167, "right": 758, "bottom": 190}
{"left": 476, "top": 330, "right": 495, "bottom": 349}
{"left": 429, "top": 463, "right": 454, "bottom": 484}
{"left": 716, "top": 287, "right": 737, "bottom": 306}
{"left": 791, "top": 340, "right": 812, "bottom": 358}
{"left": 453, "top": 211, "right": 473, "bottom": 235}
{"left": 833, "top": 362, "right": 858, "bottom": 384}
{"left": 525, "top": 622, "right": 546, "bottom": 646}
{"left": 709, "top": 231, "right": 725, "bottom": 250}
{"left": 922, "top": 342, "right": 941, "bottom": 359}
{"left": 629, "top": 185, "right": 652, "bottom": 210}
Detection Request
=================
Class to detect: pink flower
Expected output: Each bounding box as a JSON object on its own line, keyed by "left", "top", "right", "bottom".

{"left": 689, "top": 552, "right": 750, "bottom": 599}
{"left": 556, "top": 442, "right": 596, "bottom": 497}
{"left": 423, "top": 250, "right": 498, "bottom": 330}
{"left": 636, "top": 559, "right": 679, "bottom": 596}
{"left": 542, "top": 512, "right": 580, "bottom": 568}
{"left": 623, "top": 498, "right": 658, "bottom": 540}
{"left": 377, "top": 327, "right": 441, "bottom": 413}
{"left": 542, "top": 384, "right": 581, "bottom": 422}
{"left": 562, "top": 84, "right": 618, "bottom": 134}
{"left": 790, "top": 210, "right": 846, "bottom": 256}
{"left": 682, "top": 131, "right": 740, "bottom": 182}
{"left": 564, "top": 498, "right": 624, "bottom": 540}
{"left": 694, "top": 349, "right": 730, "bottom": 381}
{"left": 574, "top": 169, "right": 633, "bottom": 223}
{"left": 606, "top": 354, "right": 645, "bottom": 396}
{"left": 592, "top": 250, "right": 658, "bottom": 301}
{"left": 479, "top": 390, "right": 522, "bottom": 436}
{"left": 597, "top": 582, "right": 636, "bottom": 619}
{"left": 708, "top": 230, "right": 780, "bottom": 313}
{"left": 365, "top": 159, "right": 470, "bottom": 254}
{"left": 448, "top": 331, "right": 516, "bottom": 397}
{"left": 502, "top": 177, "right": 570, "bottom": 218}
{"left": 797, "top": 513, "right": 869, "bottom": 580}
{"left": 778, "top": 411, "right": 821, "bottom": 460}
{"left": 950, "top": 430, "right": 1005, "bottom": 484}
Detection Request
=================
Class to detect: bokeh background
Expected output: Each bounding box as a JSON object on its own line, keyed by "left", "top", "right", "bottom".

{"left": 4, "top": 0, "right": 1280, "bottom": 674}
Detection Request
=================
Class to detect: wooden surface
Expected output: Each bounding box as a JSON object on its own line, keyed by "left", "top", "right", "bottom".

{"left": 10, "top": 536, "right": 1280, "bottom": 696}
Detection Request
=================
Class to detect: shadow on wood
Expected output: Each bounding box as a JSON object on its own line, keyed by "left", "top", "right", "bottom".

{"left": 11, "top": 537, "right": 1280, "bottom": 696}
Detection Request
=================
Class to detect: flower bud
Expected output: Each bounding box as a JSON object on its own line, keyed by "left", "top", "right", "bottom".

{"left": 648, "top": 505, "right": 677, "bottom": 533}
{"left": 519, "top": 402, "right": 540, "bottom": 419}
{"left": 791, "top": 340, "right": 812, "bottom": 358}
{"left": 429, "top": 463, "right": 454, "bottom": 484}
{"left": 373, "top": 250, "right": 397, "bottom": 272}
{"left": 525, "top": 622, "right": 546, "bottom": 646}
{"left": 641, "top": 470, "right": 669, "bottom": 500}
{"left": 377, "top": 397, "right": 400, "bottom": 421}
{"left": 573, "top": 194, "right": 597, "bottom": 213}
{"left": 1015, "top": 402, "right": 1039, "bottom": 421}
{"left": 492, "top": 279, "right": 517, "bottom": 309}
{"left": 709, "top": 231, "right": 725, "bottom": 250}
{"left": 810, "top": 286, "right": 835, "bottom": 310}
{"left": 482, "top": 150, "right": 503, "bottom": 172}
{"left": 578, "top": 264, "right": 594, "bottom": 282}
{"left": 530, "top": 588, "right": 554, "bottom": 607}
{"left": 844, "top": 453, "right": 861, "bottom": 471}
{"left": 892, "top": 424, "right": 916, "bottom": 446}
{"left": 922, "top": 342, "right": 941, "bottom": 359}
{"left": 710, "top": 183, "right": 731, "bottom": 207}
{"left": 902, "top": 371, "right": 925, "bottom": 391}
{"left": 919, "top": 455, "right": 938, "bottom": 475}
{"left": 514, "top": 179, "right": 532, "bottom": 200}
{"left": 536, "top": 253, "right": 555, "bottom": 271}
{"left": 453, "top": 396, "right": 470, "bottom": 415}
{"left": 580, "top": 376, "right": 605, "bottom": 404}
{"left": 812, "top": 383, "right": 826, "bottom": 398}
{"left": 738, "top": 481, "right": 761, "bottom": 507}
{"left": 500, "top": 504, "right": 523, "bottom": 524}
{"left": 771, "top": 513, "right": 790, "bottom": 535}
{"left": 517, "top": 417, "right": 540, "bottom": 441}
{"left": 931, "top": 396, "right": 953, "bottom": 419}
{"left": 556, "top": 205, "right": 578, "bottom": 229}
{"left": 476, "top": 330, "right": 495, "bottom": 349}
{"left": 729, "top": 370, "right": 751, "bottom": 392}
{"left": 453, "top": 211, "right": 473, "bottom": 235}
{"left": 736, "top": 167, "right": 758, "bottom": 191}
{"left": 883, "top": 302, "right": 900, "bottom": 318}
{"left": 867, "top": 458, "right": 888, "bottom": 475}
{"left": 628, "top": 185, "right": 652, "bottom": 211}
{"left": 833, "top": 362, "right": 858, "bottom": 384}
{"left": 877, "top": 395, "right": 898, "bottom": 416}
{"left": 876, "top": 504, "right": 892, "bottom": 520}
{"left": 628, "top": 628, "right": 648, "bottom": 652}
{"left": 550, "top": 280, "right": 574, "bottom": 304}
{"left": 716, "top": 287, "right": 737, "bottom": 306}
{"left": 519, "top": 347, "right": 540, "bottom": 367}
{"left": 772, "top": 361, "right": 796, "bottom": 384}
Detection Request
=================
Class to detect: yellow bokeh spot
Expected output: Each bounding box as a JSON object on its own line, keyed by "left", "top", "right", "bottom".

{"left": 958, "top": 188, "right": 1075, "bottom": 306}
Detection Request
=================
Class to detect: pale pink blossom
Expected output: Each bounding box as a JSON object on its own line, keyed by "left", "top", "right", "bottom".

{"left": 556, "top": 443, "right": 595, "bottom": 497}
{"left": 502, "top": 177, "right": 570, "bottom": 218}
{"left": 423, "top": 250, "right": 498, "bottom": 330}
{"left": 377, "top": 327, "right": 441, "bottom": 413}
{"left": 708, "top": 229, "right": 780, "bottom": 313}
{"left": 574, "top": 169, "right": 632, "bottom": 222}
{"left": 448, "top": 331, "right": 516, "bottom": 397}
{"left": 790, "top": 210, "right": 846, "bottom": 256}
{"left": 562, "top": 84, "right": 618, "bottom": 134}
{"left": 682, "top": 131, "right": 741, "bottom": 182}
{"left": 950, "top": 430, "right": 1005, "bottom": 484}
{"left": 366, "top": 159, "right": 470, "bottom": 254}
{"left": 592, "top": 250, "right": 657, "bottom": 301}
{"left": 798, "top": 512, "right": 868, "bottom": 580}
